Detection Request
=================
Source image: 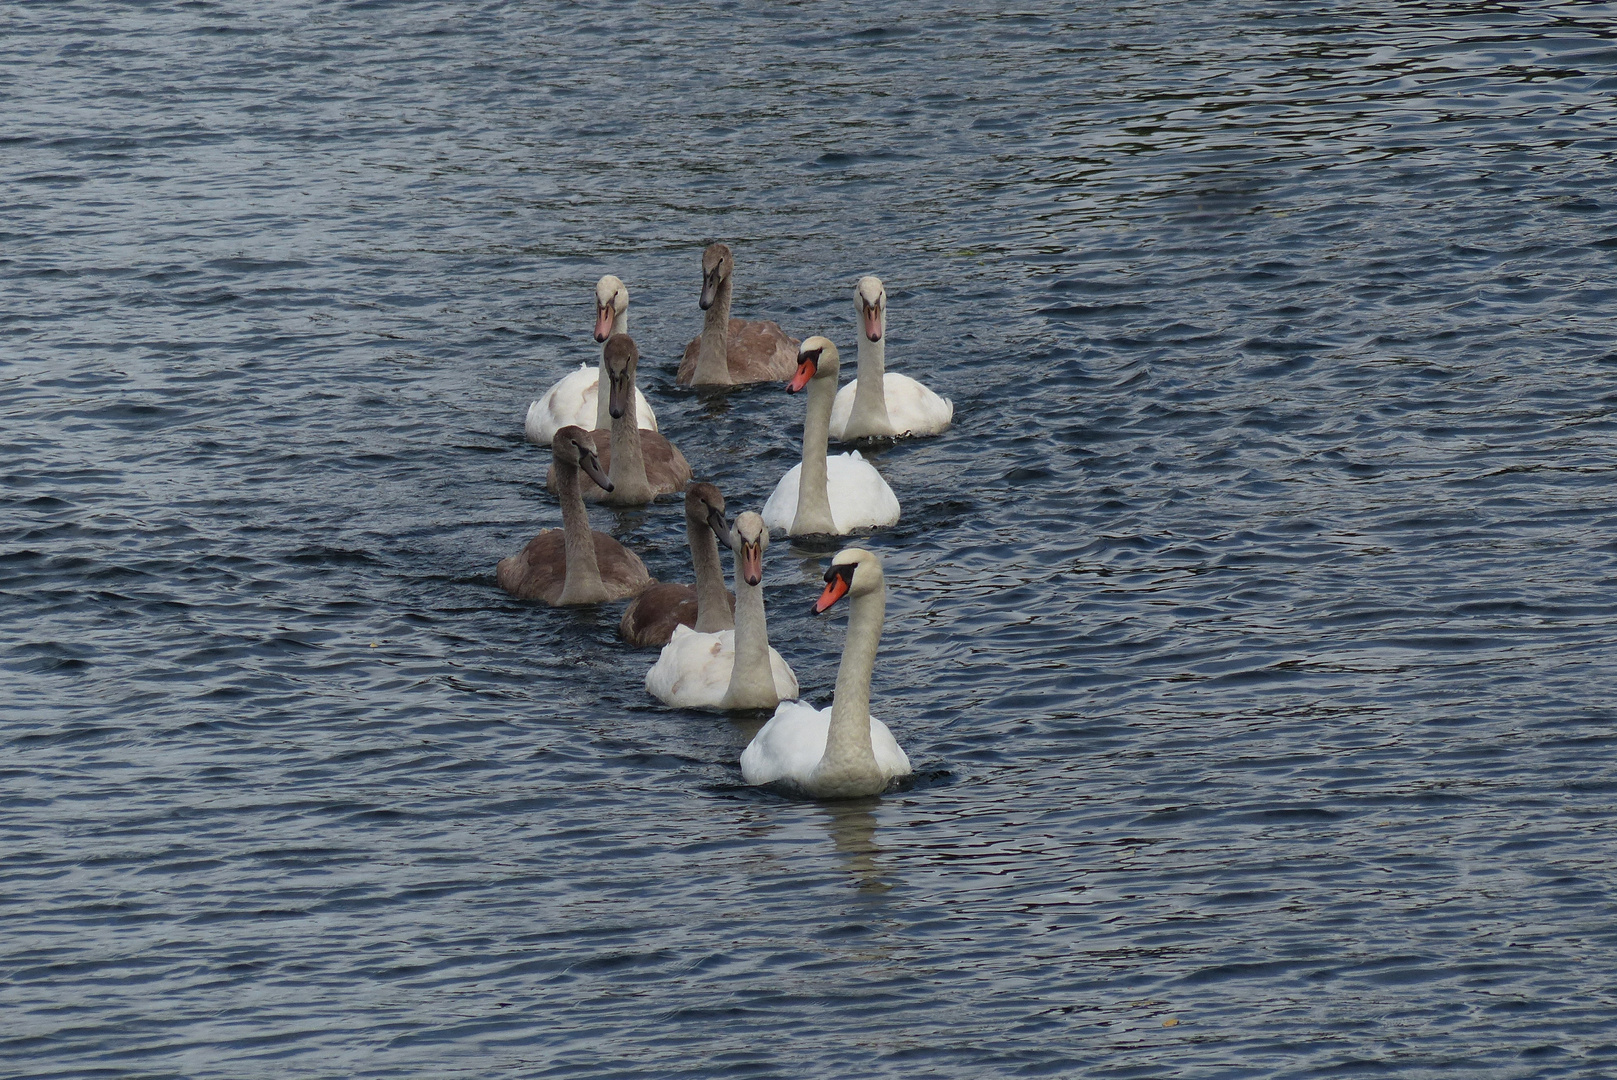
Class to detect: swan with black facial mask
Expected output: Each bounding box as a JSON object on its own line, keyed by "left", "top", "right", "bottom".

{"left": 741, "top": 547, "right": 911, "bottom": 798}
{"left": 760, "top": 337, "right": 900, "bottom": 537}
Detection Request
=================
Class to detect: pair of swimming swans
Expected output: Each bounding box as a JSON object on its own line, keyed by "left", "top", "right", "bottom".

{"left": 641, "top": 528, "right": 910, "bottom": 800}
{"left": 544, "top": 335, "right": 691, "bottom": 505}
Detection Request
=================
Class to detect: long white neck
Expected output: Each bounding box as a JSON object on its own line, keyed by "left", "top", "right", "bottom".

{"left": 721, "top": 568, "right": 779, "bottom": 709}
{"left": 605, "top": 372, "right": 651, "bottom": 503}
{"left": 594, "top": 307, "right": 628, "bottom": 430}
{"left": 793, "top": 372, "right": 837, "bottom": 535}
{"left": 556, "top": 462, "right": 608, "bottom": 604}
{"left": 848, "top": 329, "right": 892, "bottom": 436}
{"left": 816, "top": 582, "right": 886, "bottom": 788}
{"left": 689, "top": 517, "right": 732, "bottom": 633}
{"left": 694, "top": 277, "right": 733, "bottom": 385}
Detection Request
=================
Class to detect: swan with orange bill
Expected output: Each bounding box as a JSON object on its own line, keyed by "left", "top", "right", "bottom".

{"left": 644, "top": 511, "right": 798, "bottom": 710}
{"left": 740, "top": 547, "right": 911, "bottom": 798}
{"left": 759, "top": 337, "right": 900, "bottom": 537}
{"left": 829, "top": 275, "right": 953, "bottom": 442}
{"left": 525, "top": 275, "right": 658, "bottom": 446}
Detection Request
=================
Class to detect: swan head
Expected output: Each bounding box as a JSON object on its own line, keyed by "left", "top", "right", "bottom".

{"left": 553, "top": 425, "right": 613, "bottom": 492}
{"left": 686, "top": 482, "right": 732, "bottom": 546}
{"left": 699, "top": 242, "right": 733, "bottom": 310}
{"left": 594, "top": 275, "right": 628, "bottom": 342}
{"left": 788, "top": 335, "right": 840, "bottom": 393}
{"left": 815, "top": 547, "right": 882, "bottom": 613}
{"left": 855, "top": 275, "right": 885, "bottom": 343}
{"left": 730, "top": 511, "right": 769, "bottom": 587}
{"left": 601, "top": 333, "right": 639, "bottom": 420}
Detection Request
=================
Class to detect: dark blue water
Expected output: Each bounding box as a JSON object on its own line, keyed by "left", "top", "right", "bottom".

{"left": 6, "top": 3, "right": 1617, "bottom": 1077}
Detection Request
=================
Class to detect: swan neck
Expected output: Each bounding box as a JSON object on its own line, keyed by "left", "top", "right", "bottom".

{"left": 822, "top": 584, "right": 885, "bottom": 773}
{"left": 689, "top": 517, "right": 732, "bottom": 633}
{"left": 721, "top": 571, "right": 778, "bottom": 709}
{"left": 557, "top": 461, "right": 607, "bottom": 603}
{"left": 694, "top": 277, "right": 733, "bottom": 385}
{"left": 593, "top": 308, "right": 628, "bottom": 430}
{"left": 607, "top": 377, "right": 651, "bottom": 502}
{"left": 793, "top": 372, "right": 836, "bottom": 534}
{"left": 849, "top": 333, "right": 893, "bottom": 435}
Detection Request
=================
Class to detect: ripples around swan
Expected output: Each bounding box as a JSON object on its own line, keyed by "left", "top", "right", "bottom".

{"left": 5, "top": 2, "right": 1617, "bottom": 1077}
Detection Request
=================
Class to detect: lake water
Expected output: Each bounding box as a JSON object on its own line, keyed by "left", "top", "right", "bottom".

{"left": 5, "top": 2, "right": 1617, "bottom": 1077}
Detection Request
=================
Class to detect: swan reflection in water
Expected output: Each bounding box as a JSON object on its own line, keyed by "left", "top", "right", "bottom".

{"left": 818, "top": 799, "right": 891, "bottom": 894}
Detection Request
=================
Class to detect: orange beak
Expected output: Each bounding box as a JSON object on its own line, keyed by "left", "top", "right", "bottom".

{"left": 862, "top": 302, "right": 882, "bottom": 342}
{"left": 593, "top": 304, "right": 614, "bottom": 342}
{"left": 788, "top": 354, "right": 816, "bottom": 393}
{"left": 814, "top": 565, "right": 854, "bottom": 613}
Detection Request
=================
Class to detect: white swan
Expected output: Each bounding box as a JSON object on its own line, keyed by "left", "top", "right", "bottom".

{"left": 829, "top": 275, "right": 953, "bottom": 441}
{"left": 741, "top": 548, "right": 911, "bottom": 798}
{"left": 645, "top": 512, "right": 799, "bottom": 710}
{"left": 760, "top": 337, "right": 900, "bottom": 537}
{"left": 524, "top": 275, "right": 658, "bottom": 446}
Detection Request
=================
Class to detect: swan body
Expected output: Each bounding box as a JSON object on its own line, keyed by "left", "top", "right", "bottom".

{"left": 741, "top": 548, "right": 912, "bottom": 798}
{"left": 619, "top": 484, "right": 736, "bottom": 648}
{"left": 828, "top": 276, "right": 951, "bottom": 441}
{"left": 761, "top": 336, "right": 899, "bottom": 536}
{"left": 830, "top": 374, "right": 953, "bottom": 441}
{"left": 525, "top": 275, "right": 658, "bottom": 446}
{"left": 546, "top": 334, "right": 691, "bottom": 505}
{"left": 645, "top": 512, "right": 799, "bottom": 710}
{"left": 760, "top": 453, "right": 901, "bottom": 535}
{"left": 496, "top": 426, "right": 653, "bottom": 605}
{"left": 677, "top": 242, "right": 798, "bottom": 386}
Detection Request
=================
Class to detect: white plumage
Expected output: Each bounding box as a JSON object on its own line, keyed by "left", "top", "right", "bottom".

{"left": 759, "top": 452, "right": 900, "bottom": 534}
{"left": 644, "top": 625, "right": 799, "bottom": 710}
{"left": 740, "top": 700, "right": 910, "bottom": 789}
{"left": 524, "top": 363, "right": 657, "bottom": 447}
{"left": 829, "top": 373, "right": 953, "bottom": 441}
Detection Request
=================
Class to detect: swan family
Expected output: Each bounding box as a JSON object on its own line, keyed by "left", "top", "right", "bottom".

{"left": 503, "top": 244, "right": 952, "bottom": 800}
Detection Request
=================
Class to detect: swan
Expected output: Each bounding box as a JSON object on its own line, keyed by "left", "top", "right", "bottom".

{"left": 546, "top": 334, "right": 692, "bottom": 506}
{"left": 829, "top": 275, "right": 953, "bottom": 441}
{"left": 618, "top": 483, "right": 736, "bottom": 648}
{"left": 645, "top": 512, "right": 799, "bottom": 710}
{"left": 741, "top": 547, "right": 911, "bottom": 798}
{"left": 524, "top": 275, "right": 658, "bottom": 446}
{"left": 760, "top": 337, "right": 900, "bottom": 536}
{"left": 496, "top": 426, "right": 653, "bottom": 605}
{"left": 677, "top": 243, "right": 799, "bottom": 386}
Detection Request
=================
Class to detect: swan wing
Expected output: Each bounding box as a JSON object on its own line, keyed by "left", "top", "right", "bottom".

{"left": 869, "top": 715, "right": 913, "bottom": 781}
{"left": 525, "top": 364, "right": 659, "bottom": 445}
{"left": 740, "top": 700, "right": 830, "bottom": 786}
{"left": 766, "top": 646, "right": 800, "bottom": 700}
{"left": 760, "top": 463, "right": 801, "bottom": 533}
{"left": 645, "top": 627, "right": 735, "bottom": 709}
{"left": 879, "top": 373, "right": 951, "bottom": 436}
{"left": 826, "top": 451, "right": 901, "bottom": 530}
{"left": 524, "top": 364, "right": 596, "bottom": 446}
{"left": 828, "top": 380, "right": 856, "bottom": 441}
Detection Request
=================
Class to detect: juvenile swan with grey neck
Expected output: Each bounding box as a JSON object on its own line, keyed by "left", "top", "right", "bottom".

{"left": 547, "top": 334, "right": 692, "bottom": 505}
{"left": 760, "top": 337, "right": 900, "bottom": 536}
{"left": 677, "top": 242, "right": 798, "bottom": 386}
{"left": 740, "top": 548, "right": 911, "bottom": 798}
{"left": 644, "top": 512, "right": 799, "bottom": 710}
{"left": 497, "top": 426, "right": 653, "bottom": 605}
{"left": 618, "top": 483, "right": 737, "bottom": 648}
